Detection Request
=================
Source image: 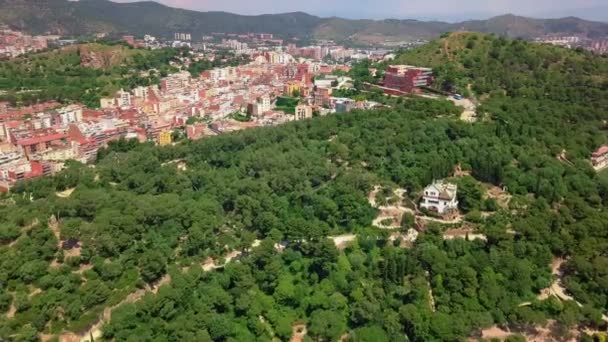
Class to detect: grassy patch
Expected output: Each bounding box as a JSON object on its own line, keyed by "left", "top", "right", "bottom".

{"left": 275, "top": 96, "right": 299, "bottom": 114}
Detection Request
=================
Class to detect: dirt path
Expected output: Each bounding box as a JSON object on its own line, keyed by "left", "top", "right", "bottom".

{"left": 418, "top": 215, "right": 462, "bottom": 225}
{"left": 485, "top": 184, "right": 512, "bottom": 209}
{"left": 388, "top": 229, "right": 419, "bottom": 248}
{"left": 443, "top": 39, "right": 453, "bottom": 60}
{"left": 48, "top": 215, "right": 67, "bottom": 268}
{"left": 533, "top": 258, "right": 608, "bottom": 327}
{"left": 291, "top": 324, "right": 307, "bottom": 342}
{"left": 201, "top": 249, "right": 247, "bottom": 271}
{"left": 368, "top": 186, "right": 414, "bottom": 229}
{"left": 56, "top": 188, "right": 75, "bottom": 198}
{"left": 449, "top": 96, "right": 477, "bottom": 122}
{"left": 538, "top": 258, "right": 576, "bottom": 302}
{"left": 425, "top": 271, "right": 436, "bottom": 313}
{"left": 368, "top": 185, "right": 381, "bottom": 207}
{"left": 6, "top": 293, "right": 16, "bottom": 319}
{"left": 443, "top": 227, "right": 487, "bottom": 242}
{"left": 479, "top": 320, "right": 581, "bottom": 342}
{"left": 48, "top": 215, "right": 60, "bottom": 241}
{"left": 69, "top": 239, "right": 262, "bottom": 341}
{"left": 330, "top": 234, "right": 357, "bottom": 250}
{"left": 161, "top": 159, "right": 187, "bottom": 171}
{"left": 78, "top": 274, "right": 172, "bottom": 342}
{"left": 557, "top": 150, "right": 575, "bottom": 167}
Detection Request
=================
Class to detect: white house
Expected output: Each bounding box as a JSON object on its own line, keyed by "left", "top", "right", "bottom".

{"left": 420, "top": 180, "right": 459, "bottom": 215}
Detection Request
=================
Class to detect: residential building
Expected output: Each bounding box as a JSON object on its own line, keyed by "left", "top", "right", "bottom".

{"left": 158, "top": 131, "right": 172, "bottom": 146}
{"left": 295, "top": 105, "right": 313, "bottom": 121}
{"left": 133, "top": 86, "right": 150, "bottom": 101}
{"left": 420, "top": 180, "right": 459, "bottom": 215}
{"left": 383, "top": 65, "right": 433, "bottom": 94}
{"left": 122, "top": 35, "right": 136, "bottom": 46}
{"left": 284, "top": 83, "right": 301, "bottom": 97}
{"left": 57, "top": 105, "right": 83, "bottom": 124}
{"left": 314, "top": 87, "right": 332, "bottom": 107}
{"left": 161, "top": 71, "right": 191, "bottom": 94}
{"left": 100, "top": 97, "right": 116, "bottom": 109}
{"left": 591, "top": 145, "right": 608, "bottom": 169}
{"left": 16, "top": 133, "right": 68, "bottom": 158}
{"left": 314, "top": 79, "right": 333, "bottom": 88}
{"left": 335, "top": 99, "right": 356, "bottom": 113}
{"left": 259, "top": 96, "right": 272, "bottom": 113}
{"left": 117, "top": 89, "right": 132, "bottom": 108}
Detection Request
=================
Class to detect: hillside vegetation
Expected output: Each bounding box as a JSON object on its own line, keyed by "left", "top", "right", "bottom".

{"left": 0, "top": 33, "right": 607, "bottom": 341}
{"left": 396, "top": 32, "right": 608, "bottom": 102}
{"left": 1, "top": 0, "right": 607, "bottom": 43}
{"left": 0, "top": 43, "right": 182, "bottom": 107}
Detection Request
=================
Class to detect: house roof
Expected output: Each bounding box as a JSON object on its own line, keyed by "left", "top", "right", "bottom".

{"left": 592, "top": 145, "right": 608, "bottom": 158}
{"left": 425, "top": 181, "right": 458, "bottom": 201}
{"left": 16, "top": 133, "right": 67, "bottom": 146}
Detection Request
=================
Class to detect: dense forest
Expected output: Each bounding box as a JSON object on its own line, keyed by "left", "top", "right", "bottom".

{"left": 0, "top": 43, "right": 183, "bottom": 108}
{"left": 0, "top": 33, "right": 608, "bottom": 341}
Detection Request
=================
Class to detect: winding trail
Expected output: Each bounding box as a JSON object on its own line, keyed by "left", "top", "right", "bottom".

{"left": 77, "top": 274, "right": 172, "bottom": 342}
{"left": 538, "top": 258, "right": 575, "bottom": 302}
{"left": 66, "top": 239, "right": 265, "bottom": 341}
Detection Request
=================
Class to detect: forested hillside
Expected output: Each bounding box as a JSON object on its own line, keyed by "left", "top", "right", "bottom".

{"left": 395, "top": 32, "right": 608, "bottom": 103}
{"left": 0, "top": 43, "right": 183, "bottom": 107}
{"left": 1, "top": 0, "right": 607, "bottom": 43}
{"left": 1, "top": 33, "right": 608, "bottom": 341}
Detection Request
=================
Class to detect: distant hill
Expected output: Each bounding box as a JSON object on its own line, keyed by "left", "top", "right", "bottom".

{"left": 393, "top": 31, "right": 608, "bottom": 104}
{"left": 0, "top": 42, "right": 180, "bottom": 107}
{"left": 452, "top": 14, "right": 608, "bottom": 40}
{"left": 0, "top": 0, "right": 322, "bottom": 38}
{"left": 1, "top": 0, "right": 607, "bottom": 43}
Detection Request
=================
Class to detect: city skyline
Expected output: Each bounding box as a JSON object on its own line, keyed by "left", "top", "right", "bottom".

{"left": 112, "top": 0, "right": 608, "bottom": 22}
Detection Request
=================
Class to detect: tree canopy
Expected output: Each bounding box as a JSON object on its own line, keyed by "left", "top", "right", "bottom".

{"left": 0, "top": 32, "right": 607, "bottom": 341}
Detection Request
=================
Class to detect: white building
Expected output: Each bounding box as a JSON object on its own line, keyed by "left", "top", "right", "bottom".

{"left": 117, "top": 89, "right": 132, "bottom": 108}
{"left": 133, "top": 86, "right": 150, "bottom": 101}
{"left": 57, "top": 105, "right": 83, "bottom": 124}
{"left": 258, "top": 96, "right": 271, "bottom": 113}
{"left": 100, "top": 97, "right": 116, "bottom": 109}
{"left": 420, "top": 180, "right": 459, "bottom": 215}
{"left": 161, "top": 71, "right": 191, "bottom": 94}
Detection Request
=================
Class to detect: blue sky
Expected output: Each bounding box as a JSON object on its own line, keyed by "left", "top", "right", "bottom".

{"left": 114, "top": 0, "right": 608, "bottom": 22}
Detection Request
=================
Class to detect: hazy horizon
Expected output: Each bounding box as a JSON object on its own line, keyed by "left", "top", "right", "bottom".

{"left": 111, "top": 0, "right": 608, "bottom": 22}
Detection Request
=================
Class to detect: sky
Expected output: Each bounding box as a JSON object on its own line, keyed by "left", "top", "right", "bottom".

{"left": 113, "top": 0, "right": 608, "bottom": 22}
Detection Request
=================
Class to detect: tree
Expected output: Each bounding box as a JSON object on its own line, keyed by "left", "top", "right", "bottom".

{"left": 139, "top": 250, "right": 167, "bottom": 284}
{"left": 352, "top": 325, "right": 389, "bottom": 341}
{"left": 308, "top": 310, "right": 347, "bottom": 341}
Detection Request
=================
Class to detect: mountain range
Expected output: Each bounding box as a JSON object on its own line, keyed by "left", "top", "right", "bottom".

{"left": 1, "top": 0, "right": 607, "bottom": 43}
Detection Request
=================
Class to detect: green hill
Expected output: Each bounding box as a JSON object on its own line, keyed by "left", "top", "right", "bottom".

{"left": 1, "top": 33, "right": 608, "bottom": 341}
{"left": 0, "top": 0, "right": 607, "bottom": 43}
{"left": 0, "top": 42, "right": 181, "bottom": 107}
{"left": 0, "top": 0, "right": 322, "bottom": 39}
{"left": 396, "top": 32, "right": 608, "bottom": 103}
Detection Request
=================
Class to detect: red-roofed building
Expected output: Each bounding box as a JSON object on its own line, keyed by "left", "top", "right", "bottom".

{"left": 16, "top": 133, "right": 68, "bottom": 158}
{"left": 383, "top": 65, "right": 433, "bottom": 95}
{"left": 0, "top": 102, "right": 8, "bottom": 114}
{"left": 592, "top": 145, "right": 608, "bottom": 169}
{"left": 122, "top": 35, "right": 135, "bottom": 46}
{"left": 186, "top": 123, "right": 210, "bottom": 141}
{"left": 2, "top": 160, "right": 52, "bottom": 186}
{"left": 131, "top": 127, "right": 148, "bottom": 143}
{"left": 83, "top": 109, "right": 104, "bottom": 120}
